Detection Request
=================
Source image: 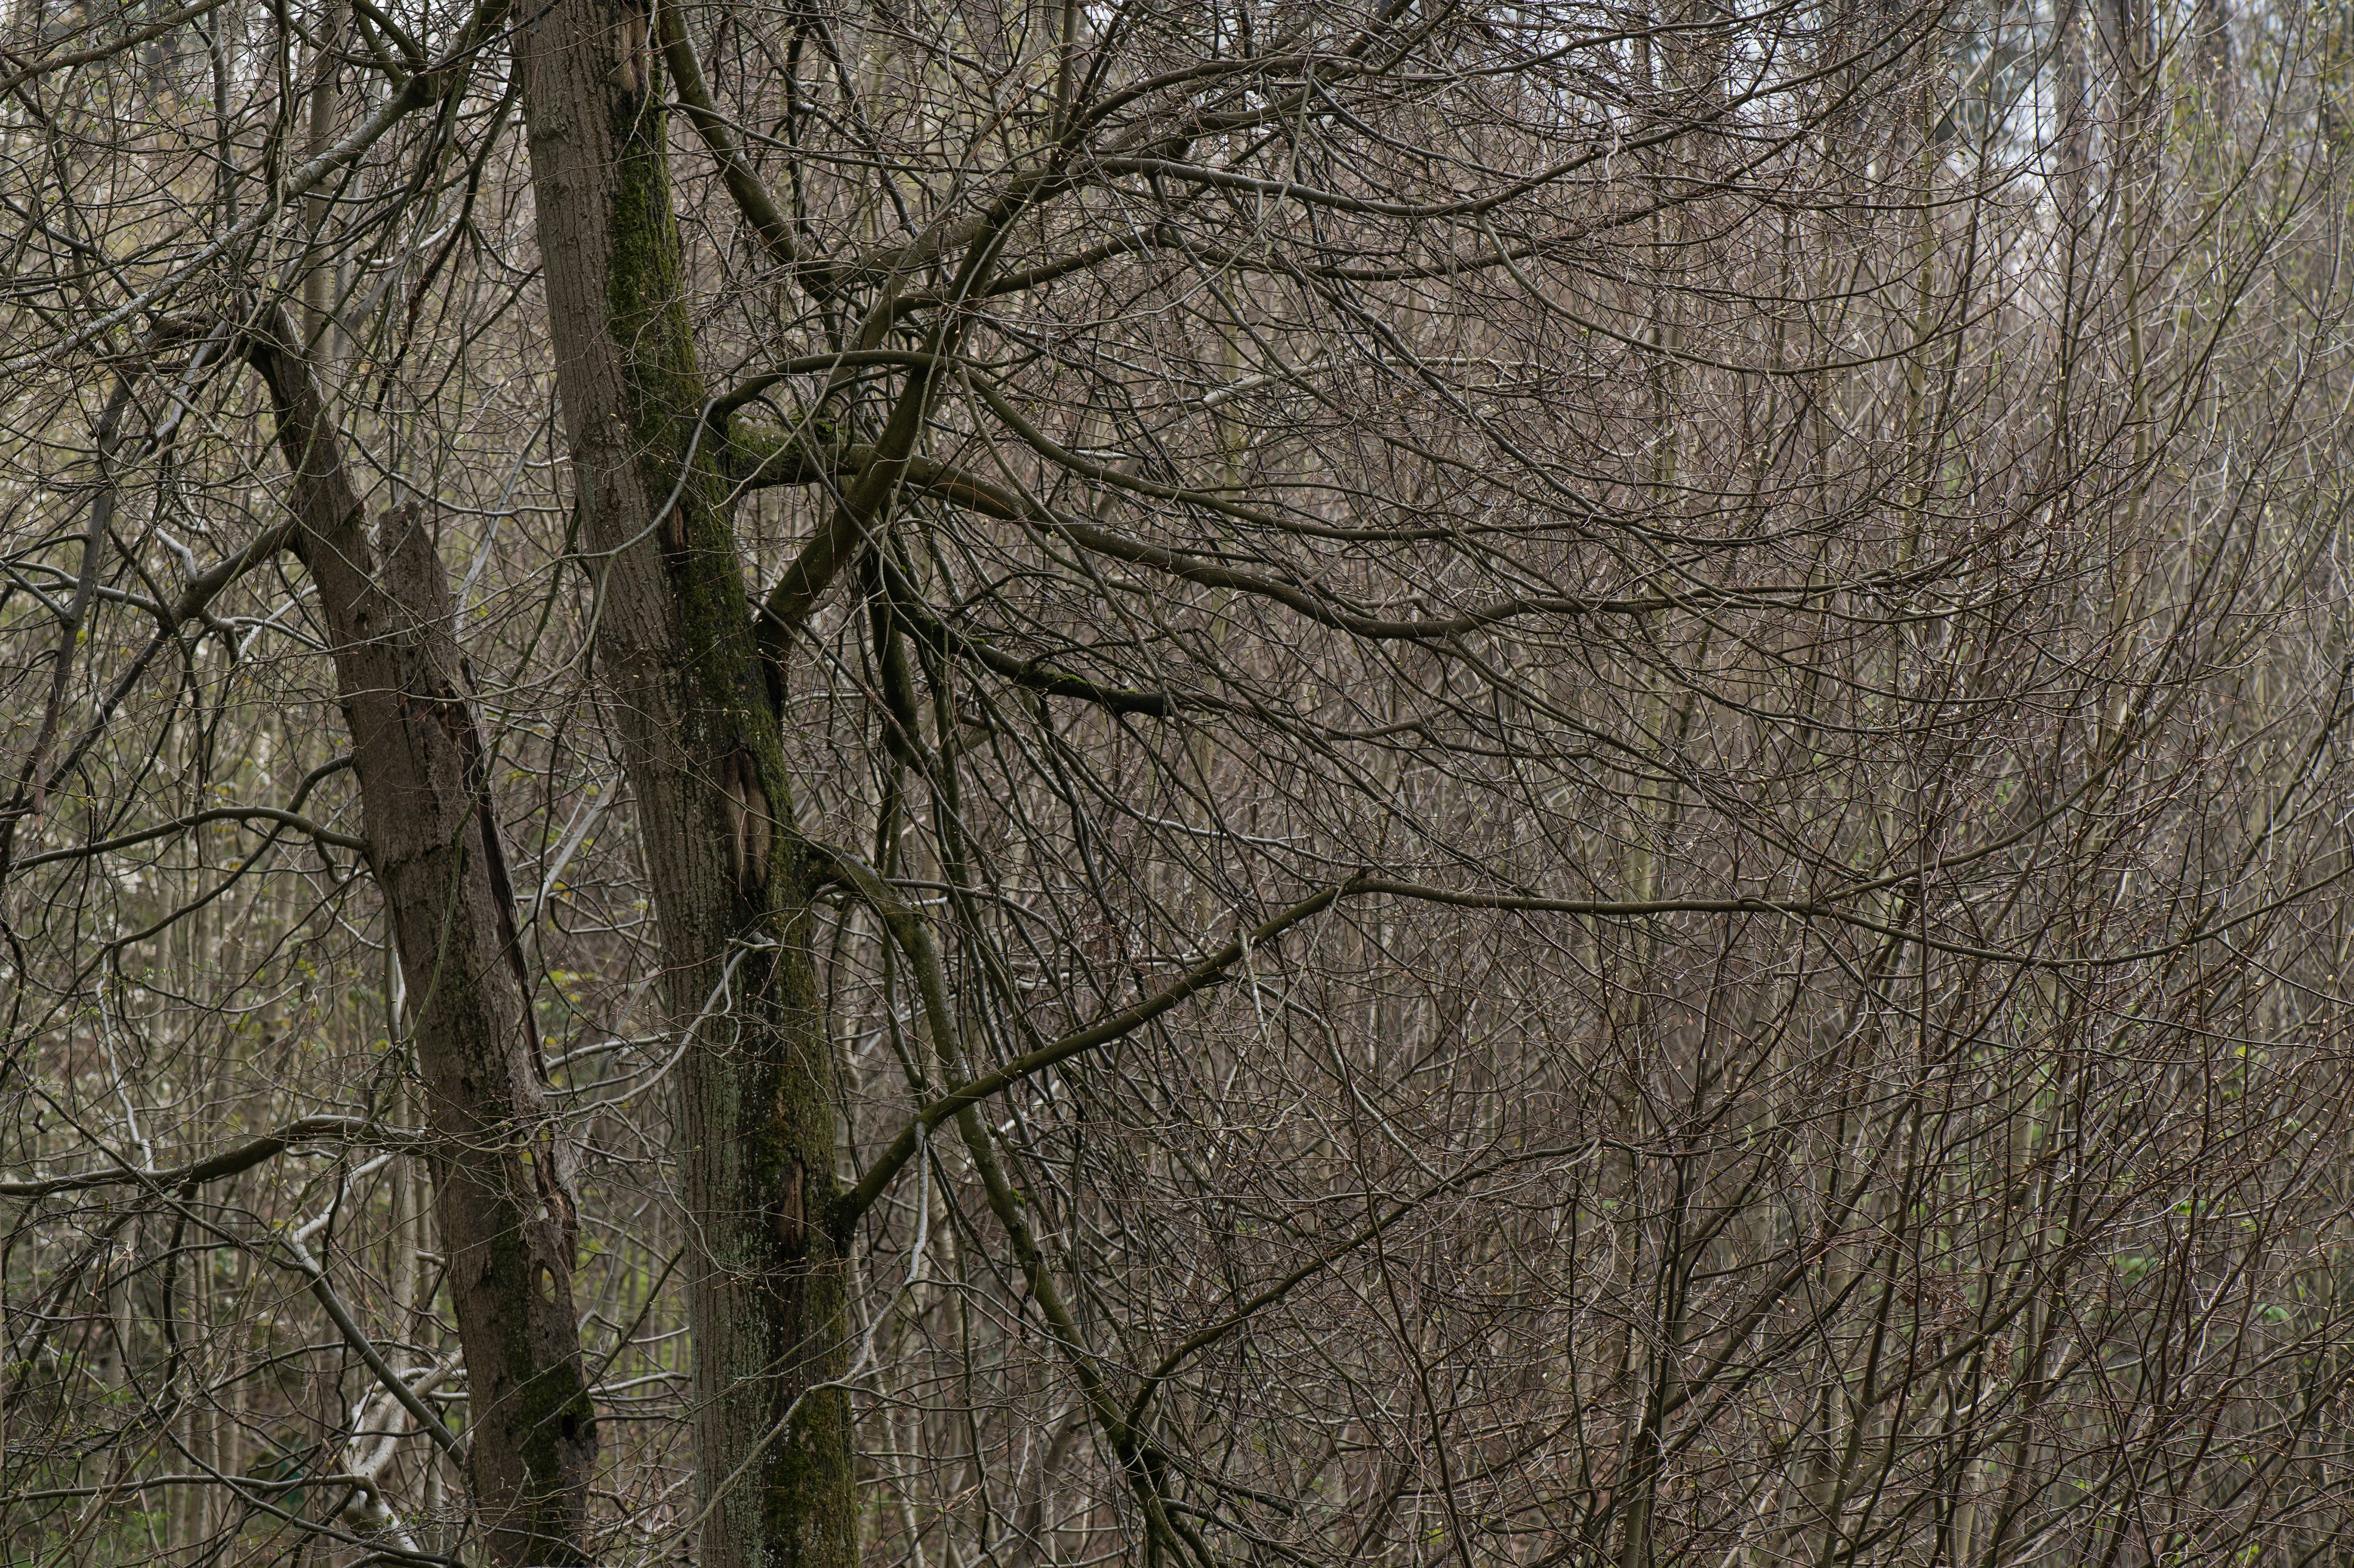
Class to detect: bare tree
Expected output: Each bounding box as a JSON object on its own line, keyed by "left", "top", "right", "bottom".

{"left": 243, "top": 305, "right": 598, "bottom": 1564}
{"left": 13, "top": 2, "right": 2354, "bottom": 1567}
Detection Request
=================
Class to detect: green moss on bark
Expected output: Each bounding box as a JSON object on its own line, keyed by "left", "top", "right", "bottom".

{"left": 483, "top": 1212, "right": 597, "bottom": 1565}
{"left": 589, "top": 32, "right": 857, "bottom": 1568}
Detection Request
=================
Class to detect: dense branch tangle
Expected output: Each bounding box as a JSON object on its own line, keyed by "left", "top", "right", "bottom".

{"left": 9, "top": 1, "right": 2354, "bottom": 1567}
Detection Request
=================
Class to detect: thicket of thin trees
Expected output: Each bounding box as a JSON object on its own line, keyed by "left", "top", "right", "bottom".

{"left": 9, "top": 0, "right": 2354, "bottom": 1564}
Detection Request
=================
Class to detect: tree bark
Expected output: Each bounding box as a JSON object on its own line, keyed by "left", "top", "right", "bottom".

{"left": 509, "top": 6, "right": 854, "bottom": 1566}
{"left": 243, "top": 312, "right": 597, "bottom": 1566}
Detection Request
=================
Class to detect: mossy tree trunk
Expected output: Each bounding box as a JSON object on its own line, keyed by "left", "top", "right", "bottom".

{"left": 243, "top": 313, "right": 598, "bottom": 1566}
{"left": 511, "top": 6, "right": 855, "bottom": 1566}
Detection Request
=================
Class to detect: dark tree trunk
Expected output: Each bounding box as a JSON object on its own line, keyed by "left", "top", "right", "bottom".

{"left": 509, "top": 6, "right": 855, "bottom": 1565}
{"left": 244, "top": 314, "right": 598, "bottom": 1566}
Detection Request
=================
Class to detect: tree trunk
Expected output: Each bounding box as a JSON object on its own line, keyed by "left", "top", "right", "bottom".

{"left": 509, "top": 7, "right": 854, "bottom": 1566}
{"left": 243, "top": 313, "right": 597, "bottom": 1566}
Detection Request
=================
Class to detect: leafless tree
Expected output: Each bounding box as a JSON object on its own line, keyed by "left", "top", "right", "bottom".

{"left": 11, "top": 1, "right": 2354, "bottom": 1567}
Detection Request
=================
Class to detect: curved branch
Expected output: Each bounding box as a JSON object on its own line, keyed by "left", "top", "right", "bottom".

{"left": 656, "top": 2, "right": 829, "bottom": 289}
{"left": 0, "top": 0, "right": 232, "bottom": 97}
{"left": 755, "top": 346, "right": 943, "bottom": 646}
{"left": 1120, "top": 1136, "right": 1591, "bottom": 1435}
{"left": 886, "top": 591, "right": 1193, "bottom": 718}
{"left": 13, "top": 804, "right": 369, "bottom": 872}
{"left": 826, "top": 871, "right": 1365, "bottom": 1235}
{"left": 0, "top": 1115, "right": 420, "bottom": 1199}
